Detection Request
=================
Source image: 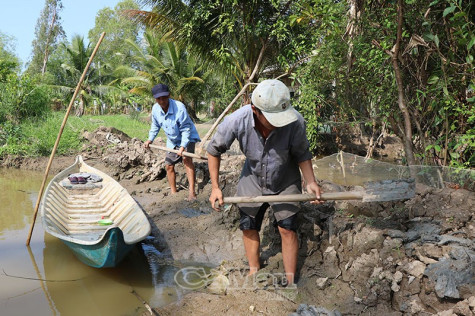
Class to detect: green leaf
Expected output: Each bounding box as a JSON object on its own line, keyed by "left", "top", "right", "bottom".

{"left": 443, "top": 6, "right": 456, "bottom": 17}
{"left": 428, "top": 75, "right": 439, "bottom": 85}
{"left": 467, "top": 55, "right": 474, "bottom": 64}
{"left": 429, "top": 0, "right": 439, "bottom": 6}
{"left": 468, "top": 37, "right": 475, "bottom": 50}
{"left": 443, "top": 86, "right": 449, "bottom": 95}
{"left": 434, "top": 35, "right": 439, "bottom": 48}
{"left": 434, "top": 144, "right": 441, "bottom": 152}
{"left": 424, "top": 33, "right": 435, "bottom": 41}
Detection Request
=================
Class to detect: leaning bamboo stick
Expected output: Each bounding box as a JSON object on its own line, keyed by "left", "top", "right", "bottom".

{"left": 26, "top": 32, "right": 106, "bottom": 246}
{"left": 195, "top": 41, "right": 268, "bottom": 157}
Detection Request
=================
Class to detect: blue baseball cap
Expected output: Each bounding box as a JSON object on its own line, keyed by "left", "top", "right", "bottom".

{"left": 152, "top": 84, "right": 170, "bottom": 98}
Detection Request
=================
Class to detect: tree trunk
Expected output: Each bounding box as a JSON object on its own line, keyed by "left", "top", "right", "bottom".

{"left": 390, "top": 0, "right": 416, "bottom": 166}
{"left": 41, "top": 9, "right": 57, "bottom": 75}
{"left": 76, "top": 94, "right": 85, "bottom": 117}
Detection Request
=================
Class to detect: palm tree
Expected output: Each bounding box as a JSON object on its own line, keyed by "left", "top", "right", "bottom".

{"left": 114, "top": 30, "right": 208, "bottom": 117}
{"left": 124, "top": 0, "right": 311, "bottom": 92}
{"left": 51, "top": 35, "right": 97, "bottom": 116}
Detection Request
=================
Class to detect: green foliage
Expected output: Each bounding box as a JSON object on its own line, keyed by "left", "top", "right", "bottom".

{"left": 0, "top": 74, "right": 51, "bottom": 124}
{"left": 45, "top": 35, "right": 101, "bottom": 116}
{"left": 114, "top": 30, "right": 208, "bottom": 117}
{"left": 0, "top": 31, "right": 20, "bottom": 79}
{"left": 88, "top": 0, "right": 142, "bottom": 70}
{"left": 402, "top": 0, "right": 474, "bottom": 167}
{"left": 85, "top": 113, "right": 152, "bottom": 140}
{"left": 0, "top": 121, "right": 25, "bottom": 156}
{"left": 133, "top": 0, "right": 315, "bottom": 88}
{"left": 202, "top": 77, "right": 239, "bottom": 118}
{"left": 291, "top": 0, "right": 347, "bottom": 153}
{"left": 294, "top": 0, "right": 474, "bottom": 168}
{"left": 0, "top": 59, "right": 18, "bottom": 81}
{"left": 2, "top": 0, "right": 472, "bottom": 169}
{"left": 0, "top": 112, "right": 152, "bottom": 158}
{"left": 21, "top": 114, "right": 83, "bottom": 156}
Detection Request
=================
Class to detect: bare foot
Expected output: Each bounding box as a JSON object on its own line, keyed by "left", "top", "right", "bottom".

{"left": 187, "top": 195, "right": 197, "bottom": 201}
{"left": 248, "top": 267, "right": 258, "bottom": 276}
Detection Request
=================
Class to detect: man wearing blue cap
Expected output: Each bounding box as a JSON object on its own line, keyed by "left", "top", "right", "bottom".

{"left": 207, "top": 79, "right": 322, "bottom": 285}
{"left": 144, "top": 83, "right": 201, "bottom": 201}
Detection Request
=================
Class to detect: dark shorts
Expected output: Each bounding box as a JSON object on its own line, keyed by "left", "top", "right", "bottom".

{"left": 164, "top": 143, "right": 196, "bottom": 165}
{"left": 236, "top": 178, "right": 301, "bottom": 222}
{"left": 239, "top": 205, "right": 299, "bottom": 232}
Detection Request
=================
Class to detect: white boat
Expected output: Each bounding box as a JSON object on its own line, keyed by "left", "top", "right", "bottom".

{"left": 40, "top": 156, "right": 151, "bottom": 268}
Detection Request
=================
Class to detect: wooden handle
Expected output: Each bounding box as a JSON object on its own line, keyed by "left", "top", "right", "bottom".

{"left": 149, "top": 144, "right": 207, "bottom": 160}
{"left": 222, "top": 191, "right": 364, "bottom": 204}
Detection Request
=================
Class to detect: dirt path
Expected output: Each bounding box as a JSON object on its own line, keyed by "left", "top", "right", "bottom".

{"left": 2, "top": 126, "right": 474, "bottom": 316}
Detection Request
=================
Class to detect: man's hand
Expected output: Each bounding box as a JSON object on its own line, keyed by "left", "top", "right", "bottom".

{"left": 144, "top": 140, "right": 152, "bottom": 148}
{"left": 209, "top": 187, "right": 224, "bottom": 211}
{"left": 177, "top": 146, "right": 185, "bottom": 156}
{"left": 306, "top": 182, "right": 323, "bottom": 204}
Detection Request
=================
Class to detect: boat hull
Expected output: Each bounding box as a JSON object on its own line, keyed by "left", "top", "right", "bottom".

{"left": 62, "top": 227, "right": 135, "bottom": 268}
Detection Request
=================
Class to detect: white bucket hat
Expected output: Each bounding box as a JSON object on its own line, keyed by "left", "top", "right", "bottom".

{"left": 251, "top": 79, "right": 298, "bottom": 127}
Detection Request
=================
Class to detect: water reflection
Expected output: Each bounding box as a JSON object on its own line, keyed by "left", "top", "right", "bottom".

{"left": 0, "top": 168, "right": 40, "bottom": 237}
{"left": 0, "top": 168, "right": 181, "bottom": 316}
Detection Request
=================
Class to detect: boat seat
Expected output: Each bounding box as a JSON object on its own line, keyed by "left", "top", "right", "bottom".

{"left": 60, "top": 178, "right": 103, "bottom": 190}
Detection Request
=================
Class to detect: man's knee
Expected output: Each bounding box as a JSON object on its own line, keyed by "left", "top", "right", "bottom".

{"left": 275, "top": 213, "right": 299, "bottom": 232}
{"left": 242, "top": 229, "right": 259, "bottom": 238}
{"left": 166, "top": 164, "right": 175, "bottom": 172}
{"left": 278, "top": 226, "right": 297, "bottom": 239}
{"left": 183, "top": 157, "right": 194, "bottom": 167}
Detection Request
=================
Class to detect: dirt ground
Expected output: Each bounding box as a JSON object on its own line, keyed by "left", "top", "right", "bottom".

{"left": 2, "top": 126, "right": 474, "bottom": 316}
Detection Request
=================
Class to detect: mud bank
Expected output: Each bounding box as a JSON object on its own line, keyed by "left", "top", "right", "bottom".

{"left": 2, "top": 127, "right": 474, "bottom": 316}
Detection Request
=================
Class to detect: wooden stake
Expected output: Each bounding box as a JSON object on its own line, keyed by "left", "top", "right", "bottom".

{"left": 26, "top": 32, "right": 106, "bottom": 246}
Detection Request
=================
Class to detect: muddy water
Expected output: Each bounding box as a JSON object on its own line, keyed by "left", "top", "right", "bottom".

{"left": 0, "top": 168, "right": 180, "bottom": 316}
{"left": 313, "top": 153, "right": 410, "bottom": 186}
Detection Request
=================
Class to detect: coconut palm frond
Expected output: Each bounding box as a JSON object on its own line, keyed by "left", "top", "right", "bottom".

{"left": 179, "top": 77, "right": 205, "bottom": 84}
{"left": 129, "top": 86, "right": 151, "bottom": 96}
{"left": 121, "top": 76, "right": 152, "bottom": 87}
{"left": 113, "top": 65, "right": 139, "bottom": 78}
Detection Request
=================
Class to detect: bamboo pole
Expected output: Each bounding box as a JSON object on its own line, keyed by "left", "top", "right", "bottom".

{"left": 223, "top": 192, "right": 364, "bottom": 204}
{"left": 26, "top": 32, "right": 106, "bottom": 246}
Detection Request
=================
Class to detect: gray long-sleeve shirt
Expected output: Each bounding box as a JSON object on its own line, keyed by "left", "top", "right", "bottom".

{"left": 207, "top": 104, "right": 312, "bottom": 195}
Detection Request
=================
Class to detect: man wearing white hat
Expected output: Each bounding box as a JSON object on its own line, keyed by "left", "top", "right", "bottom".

{"left": 207, "top": 79, "right": 322, "bottom": 285}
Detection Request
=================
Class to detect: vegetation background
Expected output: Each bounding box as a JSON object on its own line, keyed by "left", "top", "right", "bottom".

{"left": 0, "top": 0, "right": 473, "bottom": 169}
